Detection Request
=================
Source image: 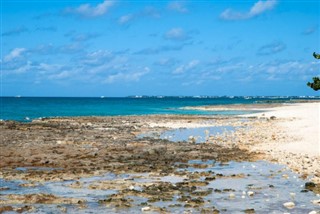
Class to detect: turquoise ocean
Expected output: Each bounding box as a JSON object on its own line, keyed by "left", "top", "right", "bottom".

{"left": 1, "top": 96, "right": 319, "bottom": 122}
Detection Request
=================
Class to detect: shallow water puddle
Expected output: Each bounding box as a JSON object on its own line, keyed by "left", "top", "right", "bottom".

{"left": 183, "top": 160, "right": 320, "bottom": 213}
{"left": 140, "top": 126, "right": 235, "bottom": 143}
{"left": 1, "top": 161, "right": 319, "bottom": 213}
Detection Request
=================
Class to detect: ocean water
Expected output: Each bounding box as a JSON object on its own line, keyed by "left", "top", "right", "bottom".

{"left": 1, "top": 96, "right": 319, "bottom": 121}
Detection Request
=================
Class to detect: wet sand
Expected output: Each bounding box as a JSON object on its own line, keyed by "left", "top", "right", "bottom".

{"left": 1, "top": 103, "right": 320, "bottom": 213}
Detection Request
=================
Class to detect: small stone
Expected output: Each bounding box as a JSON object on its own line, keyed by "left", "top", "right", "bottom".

{"left": 308, "top": 211, "right": 318, "bottom": 214}
{"left": 141, "top": 206, "right": 151, "bottom": 211}
{"left": 283, "top": 202, "right": 295, "bottom": 209}
{"left": 289, "top": 192, "right": 296, "bottom": 198}
{"left": 229, "top": 193, "right": 235, "bottom": 199}
{"left": 188, "top": 136, "right": 197, "bottom": 143}
{"left": 129, "top": 185, "right": 135, "bottom": 190}
{"left": 270, "top": 116, "right": 276, "bottom": 120}
{"left": 247, "top": 191, "right": 254, "bottom": 196}
{"left": 305, "top": 182, "right": 316, "bottom": 190}
{"left": 312, "top": 199, "right": 320, "bottom": 205}
{"left": 244, "top": 208, "right": 255, "bottom": 214}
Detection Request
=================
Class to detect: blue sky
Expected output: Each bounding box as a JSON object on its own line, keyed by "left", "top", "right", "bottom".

{"left": 1, "top": 0, "right": 319, "bottom": 97}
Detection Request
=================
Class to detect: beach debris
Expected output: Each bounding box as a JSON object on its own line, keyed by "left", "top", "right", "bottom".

{"left": 283, "top": 201, "right": 295, "bottom": 209}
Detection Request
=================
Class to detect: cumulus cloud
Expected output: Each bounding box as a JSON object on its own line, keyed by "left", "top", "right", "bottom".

{"left": 4, "top": 48, "right": 27, "bottom": 62}
{"left": 167, "top": 1, "right": 188, "bottom": 13}
{"left": 173, "top": 60, "right": 199, "bottom": 74}
{"left": 104, "top": 67, "right": 150, "bottom": 83}
{"left": 48, "top": 71, "right": 72, "bottom": 80}
{"left": 220, "top": 0, "right": 277, "bottom": 21}
{"left": 118, "top": 6, "right": 160, "bottom": 25}
{"left": 173, "top": 57, "right": 320, "bottom": 87}
{"left": 257, "top": 41, "right": 286, "bottom": 55}
{"left": 64, "top": 0, "right": 115, "bottom": 18}
{"left": 118, "top": 14, "right": 135, "bottom": 25}
{"left": 80, "top": 50, "right": 113, "bottom": 66}
{"left": 154, "top": 58, "right": 178, "bottom": 67}
{"left": 164, "top": 28, "right": 189, "bottom": 41}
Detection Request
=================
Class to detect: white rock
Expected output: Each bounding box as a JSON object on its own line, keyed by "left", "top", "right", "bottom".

{"left": 312, "top": 199, "right": 320, "bottom": 205}
{"left": 308, "top": 211, "right": 317, "bottom": 214}
{"left": 282, "top": 174, "right": 289, "bottom": 179}
{"left": 290, "top": 192, "right": 296, "bottom": 198}
{"left": 247, "top": 191, "right": 254, "bottom": 196}
{"left": 56, "top": 140, "right": 66, "bottom": 144}
{"left": 283, "top": 202, "right": 295, "bottom": 209}
{"left": 141, "top": 206, "right": 151, "bottom": 211}
{"left": 129, "top": 185, "right": 135, "bottom": 190}
{"left": 229, "top": 193, "right": 235, "bottom": 199}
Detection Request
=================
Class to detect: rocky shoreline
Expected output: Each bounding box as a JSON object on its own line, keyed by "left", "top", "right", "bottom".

{"left": 1, "top": 115, "right": 319, "bottom": 213}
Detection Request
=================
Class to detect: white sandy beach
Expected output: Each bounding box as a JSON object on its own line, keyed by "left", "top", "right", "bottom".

{"left": 245, "top": 102, "right": 320, "bottom": 157}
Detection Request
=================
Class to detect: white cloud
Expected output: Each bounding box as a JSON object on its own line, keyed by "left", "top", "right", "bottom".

{"left": 48, "top": 71, "right": 72, "bottom": 80}
{"left": 250, "top": 0, "right": 277, "bottom": 16}
{"left": 82, "top": 50, "right": 113, "bottom": 65}
{"left": 220, "top": 0, "right": 277, "bottom": 20}
{"left": 257, "top": 41, "right": 286, "bottom": 55}
{"left": 15, "top": 61, "right": 33, "bottom": 73}
{"left": 117, "top": 7, "right": 160, "bottom": 25}
{"left": 4, "top": 48, "right": 26, "bottom": 62}
{"left": 173, "top": 60, "right": 199, "bottom": 74}
{"left": 65, "top": 0, "right": 114, "bottom": 18}
{"left": 167, "top": 2, "right": 188, "bottom": 13}
{"left": 164, "top": 28, "right": 188, "bottom": 41}
{"left": 104, "top": 67, "right": 150, "bottom": 83}
{"left": 118, "top": 14, "right": 134, "bottom": 24}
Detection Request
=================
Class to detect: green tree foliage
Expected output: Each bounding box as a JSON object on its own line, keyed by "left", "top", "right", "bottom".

{"left": 313, "top": 52, "right": 320, "bottom": 59}
{"left": 307, "top": 52, "right": 320, "bottom": 91}
{"left": 307, "top": 77, "right": 320, "bottom": 91}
